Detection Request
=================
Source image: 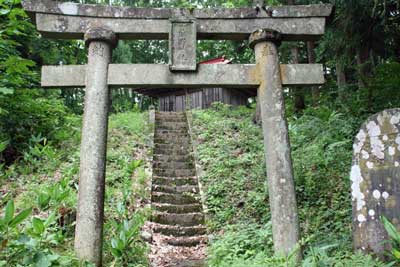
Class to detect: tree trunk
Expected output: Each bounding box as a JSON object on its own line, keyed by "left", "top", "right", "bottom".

{"left": 287, "top": 0, "right": 305, "bottom": 113}
{"left": 307, "top": 41, "right": 319, "bottom": 106}
{"left": 357, "top": 46, "right": 374, "bottom": 110}
{"left": 357, "top": 45, "right": 371, "bottom": 89}
{"left": 253, "top": 97, "right": 261, "bottom": 125}
{"left": 336, "top": 61, "right": 347, "bottom": 101}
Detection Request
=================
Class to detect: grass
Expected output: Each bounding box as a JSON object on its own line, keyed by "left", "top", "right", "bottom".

{"left": 0, "top": 110, "right": 151, "bottom": 267}
{"left": 190, "top": 103, "right": 387, "bottom": 267}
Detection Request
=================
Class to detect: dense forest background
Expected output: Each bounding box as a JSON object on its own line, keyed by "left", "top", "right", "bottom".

{"left": 1, "top": 0, "right": 400, "bottom": 266}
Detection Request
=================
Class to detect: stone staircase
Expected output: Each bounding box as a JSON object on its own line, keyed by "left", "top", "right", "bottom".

{"left": 151, "top": 111, "right": 207, "bottom": 247}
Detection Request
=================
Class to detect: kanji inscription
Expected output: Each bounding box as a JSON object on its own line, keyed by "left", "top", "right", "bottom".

{"left": 169, "top": 20, "right": 197, "bottom": 72}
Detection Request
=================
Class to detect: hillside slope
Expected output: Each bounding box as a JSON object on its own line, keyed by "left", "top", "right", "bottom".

{"left": 190, "top": 103, "right": 384, "bottom": 267}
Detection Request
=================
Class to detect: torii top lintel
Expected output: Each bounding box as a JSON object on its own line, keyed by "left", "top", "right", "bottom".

{"left": 22, "top": 0, "right": 334, "bottom": 41}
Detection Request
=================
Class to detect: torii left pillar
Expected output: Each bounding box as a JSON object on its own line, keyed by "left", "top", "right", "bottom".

{"left": 74, "top": 28, "right": 117, "bottom": 267}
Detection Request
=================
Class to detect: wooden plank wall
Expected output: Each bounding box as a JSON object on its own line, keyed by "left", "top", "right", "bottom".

{"left": 158, "top": 88, "right": 249, "bottom": 112}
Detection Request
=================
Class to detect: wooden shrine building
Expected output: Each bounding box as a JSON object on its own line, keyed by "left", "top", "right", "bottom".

{"left": 136, "top": 57, "right": 255, "bottom": 111}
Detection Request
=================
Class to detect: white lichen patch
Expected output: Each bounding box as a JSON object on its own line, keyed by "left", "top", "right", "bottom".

{"left": 396, "top": 135, "right": 400, "bottom": 151}
{"left": 59, "top": 3, "right": 79, "bottom": 15}
{"left": 353, "top": 130, "right": 367, "bottom": 154}
{"left": 358, "top": 214, "right": 366, "bottom": 223}
{"left": 366, "top": 121, "right": 385, "bottom": 159}
{"left": 371, "top": 136, "right": 385, "bottom": 160}
{"left": 388, "top": 146, "right": 395, "bottom": 156}
{"left": 361, "top": 150, "right": 370, "bottom": 159}
{"left": 391, "top": 114, "right": 400, "bottom": 125}
{"left": 396, "top": 161, "right": 399, "bottom": 167}
{"left": 383, "top": 135, "right": 389, "bottom": 141}
{"left": 280, "top": 179, "right": 286, "bottom": 184}
{"left": 350, "top": 165, "right": 365, "bottom": 211}
{"left": 373, "top": 190, "right": 381, "bottom": 200}
{"left": 367, "top": 121, "right": 381, "bottom": 137}
{"left": 382, "top": 191, "right": 390, "bottom": 200}
{"left": 369, "top": 209, "right": 376, "bottom": 217}
{"left": 366, "top": 161, "right": 374, "bottom": 169}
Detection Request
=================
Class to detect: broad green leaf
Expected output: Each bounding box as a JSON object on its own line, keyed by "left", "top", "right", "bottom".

{"left": 382, "top": 216, "right": 400, "bottom": 242}
{"left": 45, "top": 212, "right": 56, "bottom": 227}
{"left": 111, "top": 238, "right": 118, "bottom": 249}
{"left": 32, "top": 217, "right": 45, "bottom": 234}
{"left": 37, "top": 193, "right": 51, "bottom": 210}
{"left": 111, "top": 247, "right": 122, "bottom": 257}
{"left": 392, "top": 248, "right": 400, "bottom": 259}
{"left": 9, "top": 207, "right": 32, "bottom": 227}
{"left": 4, "top": 200, "right": 14, "bottom": 224}
{"left": 0, "top": 88, "right": 14, "bottom": 95}
{"left": 33, "top": 252, "right": 52, "bottom": 267}
{"left": 0, "top": 9, "right": 10, "bottom": 15}
{"left": 0, "top": 140, "right": 8, "bottom": 153}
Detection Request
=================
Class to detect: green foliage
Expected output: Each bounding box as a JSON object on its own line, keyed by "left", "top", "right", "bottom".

{"left": 192, "top": 102, "right": 392, "bottom": 266}
{"left": 0, "top": 0, "right": 37, "bottom": 91}
{"left": 192, "top": 103, "right": 267, "bottom": 229}
{"left": 0, "top": 90, "right": 69, "bottom": 163}
{"left": 0, "top": 111, "right": 150, "bottom": 266}
{"left": 0, "top": 199, "right": 86, "bottom": 267}
{"left": 207, "top": 223, "right": 275, "bottom": 266}
{"left": 108, "top": 213, "right": 148, "bottom": 266}
{"left": 382, "top": 216, "right": 400, "bottom": 264}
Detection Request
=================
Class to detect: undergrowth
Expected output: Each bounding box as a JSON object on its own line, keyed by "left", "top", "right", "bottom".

{"left": 191, "top": 102, "right": 389, "bottom": 266}
{"left": 0, "top": 111, "right": 151, "bottom": 267}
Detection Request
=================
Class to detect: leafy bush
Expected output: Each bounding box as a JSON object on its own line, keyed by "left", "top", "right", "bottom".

{"left": 0, "top": 110, "right": 151, "bottom": 266}
{"left": 207, "top": 223, "right": 274, "bottom": 266}
{"left": 0, "top": 90, "right": 69, "bottom": 164}
{"left": 382, "top": 216, "right": 400, "bottom": 264}
{"left": 191, "top": 103, "right": 389, "bottom": 266}
{"left": 0, "top": 200, "right": 88, "bottom": 267}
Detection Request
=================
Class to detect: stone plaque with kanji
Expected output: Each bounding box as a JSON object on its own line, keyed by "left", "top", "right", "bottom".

{"left": 169, "top": 19, "right": 197, "bottom": 71}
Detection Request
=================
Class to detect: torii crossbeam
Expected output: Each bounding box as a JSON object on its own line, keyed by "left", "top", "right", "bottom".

{"left": 22, "top": 1, "right": 333, "bottom": 266}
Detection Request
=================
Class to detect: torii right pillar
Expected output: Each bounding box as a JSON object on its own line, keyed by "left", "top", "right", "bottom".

{"left": 250, "top": 29, "right": 301, "bottom": 259}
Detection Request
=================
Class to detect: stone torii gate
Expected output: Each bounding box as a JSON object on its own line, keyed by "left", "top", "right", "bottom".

{"left": 22, "top": 0, "right": 333, "bottom": 265}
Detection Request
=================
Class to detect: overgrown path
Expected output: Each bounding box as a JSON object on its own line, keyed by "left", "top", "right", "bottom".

{"left": 148, "top": 111, "right": 207, "bottom": 267}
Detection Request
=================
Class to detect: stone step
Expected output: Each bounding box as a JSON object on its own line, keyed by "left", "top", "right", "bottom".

{"left": 173, "top": 259, "right": 206, "bottom": 267}
{"left": 156, "top": 112, "right": 185, "bottom": 117}
{"left": 153, "top": 154, "right": 193, "bottom": 163}
{"left": 153, "top": 147, "right": 190, "bottom": 156}
{"left": 152, "top": 203, "right": 203, "bottom": 213}
{"left": 165, "top": 236, "right": 207, "bottom": 247}
{"left": 152, "top": 212, "right": 205, "bottom": 227}
{"left": 156, "top": 124, "right": 188, "bottom": 131}
{"left": 154, "top": 137, "right": 191, "bottom": 144}
{"left": 155, "top": 117, "right": 186, "bottom": 122}
{"left": 152, "top": 192, "right": 200, "bottom": 205}
{"left": 154, "top": 143, "right": 191, "bottom": 149}
{"left": 156, "top": 127, "right": 188, "bottom": 134}
{"left": 154, "top": 132, "right": 189, "bottom": 139}
{"left": 152, "top": 184, "right": 199, "bottom": 194}
{"left": 153, "top": 176, "right": 198, "bottom": 186}
{"left": 153, "top": 168, "right": 196, "bottom": 177}
{"left": 156, "top": 120, "right": 187, "bottom": 129}
{"left": 154, "top": 130, "right": 189, "bottom": 136}
{"left": 153, "top": 161, "right": 194, "bottom": 169}
{"left": 152, "top": 223, "right": 207, "bottom": 237}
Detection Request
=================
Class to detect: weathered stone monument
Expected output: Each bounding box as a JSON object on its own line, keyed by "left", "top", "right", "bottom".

{"left": 351, "top": 109, "right": 400, "bottom": 257}
{"left": 22, "top": 0, "right": 333, "bottom": 265}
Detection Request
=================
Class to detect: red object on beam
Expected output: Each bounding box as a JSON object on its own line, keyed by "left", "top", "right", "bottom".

{"left": 200, "top": 57, "right": 232, "bottom": 64}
